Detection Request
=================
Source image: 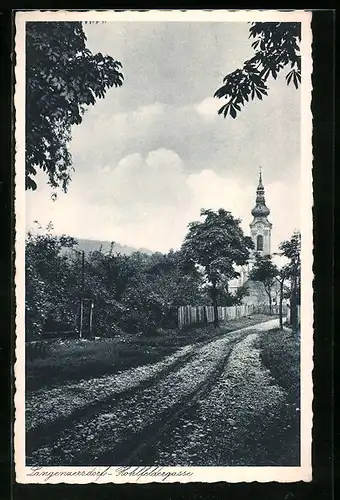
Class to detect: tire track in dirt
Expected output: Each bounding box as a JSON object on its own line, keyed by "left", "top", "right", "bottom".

{"left": 27, "top": 320, "right": 280, "bottom": 466}
{"left": 26, "top": 348, "right": 197, "bottom": 456}
{"left": 27, "top": 333, "right": 250, "bottom": 465}
{"left": 95, "top": 338, "right": 240, "bottom": 466}
{"left": 26, "top": 327, "right": 255, "bottom": 457}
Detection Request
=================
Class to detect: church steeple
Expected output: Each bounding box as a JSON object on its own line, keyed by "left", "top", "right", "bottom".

{"left": 251, "top": 168, "right": 270, "bottom": 218}
{"left": 249, "top": 168, "right": 272, "bottom": 255}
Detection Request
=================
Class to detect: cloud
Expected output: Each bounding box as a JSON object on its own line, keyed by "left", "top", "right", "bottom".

{"left": 70, "top": 83, "right": 300, "bottom": 192}
{"left": 26, "top": 153, "right": 300, "bottom": 254}
{"left": 84, "top": 148, "right": 189, "bottom": 209}
{"left": 195, "top": 97, "right": 221, "bottom": 121}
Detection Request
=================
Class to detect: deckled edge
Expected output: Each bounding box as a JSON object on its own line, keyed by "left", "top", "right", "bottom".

{"left": 13, "top": 9, "right": 314, "bottom": 484}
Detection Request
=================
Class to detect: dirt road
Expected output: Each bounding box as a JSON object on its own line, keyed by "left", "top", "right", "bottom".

{"left": 27, "top": 318, "right": 293, "bottom": 466}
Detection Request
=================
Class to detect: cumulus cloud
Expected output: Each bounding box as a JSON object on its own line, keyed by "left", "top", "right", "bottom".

{"left": 82, "top": 148, "right": 189, "bottom": 209}
{"left": 195, "top": 97, "right": 221, "bottom": 121}
{"left": 26, "top": 152, "right": 300, "bottom": 254}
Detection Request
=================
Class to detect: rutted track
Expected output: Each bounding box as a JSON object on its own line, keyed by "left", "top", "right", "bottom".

{"left": 95, "top": 339, "right": 239, "bottom": 466}
{"left": 26, "top": 347, "right": 198, "bottom": 455}
{"left": 26, "top": 319, "right": 281, "bottom": 466}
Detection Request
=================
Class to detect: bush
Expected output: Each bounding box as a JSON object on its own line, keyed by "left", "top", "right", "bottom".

{"left": 101, "top": 323, "right": 125, "bottom": 338}
{"left": 26, "top": 341, "right": 52, "bottom": 361}
{"left": 121, "top": 310, "right": 157, "bottom": 336}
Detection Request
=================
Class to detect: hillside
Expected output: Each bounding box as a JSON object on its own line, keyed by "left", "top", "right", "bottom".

{"left": 75, "top": 238, "right": 153, "bottom": 256}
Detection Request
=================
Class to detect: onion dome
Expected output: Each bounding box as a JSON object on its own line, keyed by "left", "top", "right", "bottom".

{"left": 251, "top": 170, "right": 270, "bottom": 217}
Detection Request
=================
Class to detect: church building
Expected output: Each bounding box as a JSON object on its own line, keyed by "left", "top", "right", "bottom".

{"left": 228, "top": 169, "right": 272, "bottom": 297}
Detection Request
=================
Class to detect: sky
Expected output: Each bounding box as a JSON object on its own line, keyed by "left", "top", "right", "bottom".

{"left": 26, "top": 21, "right": 301, "bottom": 254}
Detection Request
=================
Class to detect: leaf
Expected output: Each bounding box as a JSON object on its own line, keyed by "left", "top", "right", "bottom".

{"left": 26, "top": 21, "right": 124, "bottom": 192}
{"left": 215, "top": 22, "right": 300, "bottom": 120}
{"left": 293, "top": 73, "right": 299, "bottom": 89}
{"left": 286, "top": 69, "right": 294, "bottom": 85}
{"left": 217, "top": 103, "right": 229, "bottom": 116}
{"left": 230, "top": 106, "right": 237, "bottom": 119}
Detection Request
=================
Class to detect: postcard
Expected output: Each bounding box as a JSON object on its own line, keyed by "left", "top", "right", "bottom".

{"left": 14, "top": 9, "right": 313, "bottom": 484}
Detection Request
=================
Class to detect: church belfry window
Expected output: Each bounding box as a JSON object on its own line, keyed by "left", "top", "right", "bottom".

{"left": 257, "top": 234, "right": 263, "bottom": 251}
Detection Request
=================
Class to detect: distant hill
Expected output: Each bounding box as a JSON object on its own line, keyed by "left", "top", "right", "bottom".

{"left": 75, "top": 238, "right": 154, "bottom": 256}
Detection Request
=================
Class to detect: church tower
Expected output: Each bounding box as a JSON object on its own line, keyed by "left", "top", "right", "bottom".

{"left": 249, "top": 169, "right": 272, "bottom": 256}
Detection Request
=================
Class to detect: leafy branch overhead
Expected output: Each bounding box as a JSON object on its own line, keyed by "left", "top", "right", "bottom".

{"left": 26, "top": 22, "right": 124, "bottom": 192}
{"left": 214, "top": 22, "right": 301, "bottom": 119}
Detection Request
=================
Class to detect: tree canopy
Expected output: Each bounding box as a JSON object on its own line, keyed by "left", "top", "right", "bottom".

{"left": 214, "top": 22, "right": 301, "bottom": 119}
{"left": 279, "top": 230, "right": 301, "bottom": 263}
{"left": 26, "top": 21, "right": 124, "bottom": 192}
{"left": 249, "top": 253, "right": 279, "bottom": 313}
{"left": 181, "top": 208, "right": 254, "bottom": 326}
{"left": 278, "top": 231, "right": 301, "bottom": 331}
{"left": 25, "top": 227, "right": 207, "bottom": 339}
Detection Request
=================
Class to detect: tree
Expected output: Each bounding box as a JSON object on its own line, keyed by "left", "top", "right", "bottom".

{"left": 81, "top": 248, "right": 130, "bottom": 336}
{"left": 279, "top": 231, "right": 301, "bottom": 332}
{"left": 214, "top": 22, "right": 301, "bottom": 119}
{"left": 121, "top": 250, "right": 207, "bottom": 333}
{"left": 249, "top": 253, "right": 279, "bottom": 314}
{"left": 274, "top": 264, "right": 291, "bottom": 329}
{"left": 214, "top": 283, "right": 249, "bottom": 307}
{"left": 233, "top": 284, "right": 250, "bottom": 306}
{"left": 26, "top": 21, "right": 124, "bottom": 191}
{"left": 181, "top": 209, "right": 254, "bottom": 327}
{"left": 25, "top": 225, "right": 79, "bottom": 338}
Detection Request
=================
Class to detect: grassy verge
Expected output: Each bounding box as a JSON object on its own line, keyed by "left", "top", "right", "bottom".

{"left": 258, "top": 328, "right": 300, "bottom": 404}
{"left": 256, "top": 328, "right": 300, "bottom": 465}
{"left": 26, "top": 313, "right": 275, "bottom": 392}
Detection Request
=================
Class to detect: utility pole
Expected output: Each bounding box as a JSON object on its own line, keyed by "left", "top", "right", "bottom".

{"left": 89, "top": 301, "right": 94, "bottom": 338}
{"left": 79, "top": 250, "right": 85, "bottom": 339}
{"left": 81, "top": 250, "right": 85, "bottom": 297}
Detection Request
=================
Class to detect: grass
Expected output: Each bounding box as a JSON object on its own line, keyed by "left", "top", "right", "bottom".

{"left": 255, "top": 327, "right": 300, "bottom": 465}
{"left": 258, "top": 327, "right": 300, "bottom": 404}
{"left": 26, "top": 313, "right": 274, "bottom": 392}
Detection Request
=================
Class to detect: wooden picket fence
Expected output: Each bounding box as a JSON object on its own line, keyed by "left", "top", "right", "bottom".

{"left": 177, "top": 303, "right": 288, "bottom": 329}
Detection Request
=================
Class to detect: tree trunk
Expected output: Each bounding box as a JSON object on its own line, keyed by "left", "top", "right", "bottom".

{"left": 212, "top": 281, "right": 219, "bottom": 328}
{"left": 279, "top": 280, "right": 284, "bottom": 330}
{"left": 265, "top": 287, "right": 272, "bottom": 315}
{"left": 291, "top": 269, "right": 298, "bottom": 332}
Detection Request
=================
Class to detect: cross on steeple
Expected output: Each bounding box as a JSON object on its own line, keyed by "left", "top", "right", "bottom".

{"left": 258, "top": 166, "right": 264, "bottom": 189}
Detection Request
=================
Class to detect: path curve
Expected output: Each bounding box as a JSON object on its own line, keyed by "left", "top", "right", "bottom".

{"left": 27, "top": 318, "right": 282, "bottom": 466}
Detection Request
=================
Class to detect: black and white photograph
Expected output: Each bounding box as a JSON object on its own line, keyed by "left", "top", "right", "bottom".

{"left": 14, "top": 10, "right": 313, "bottom": 484}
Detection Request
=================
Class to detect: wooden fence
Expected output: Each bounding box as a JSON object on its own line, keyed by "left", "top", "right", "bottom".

{"left": 177, "top": 303, "right": 288, "bottom": 329}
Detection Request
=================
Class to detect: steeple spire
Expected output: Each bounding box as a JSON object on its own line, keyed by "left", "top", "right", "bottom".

{"left": 250, "top": 168, "right": 272, "bottom": 256}
{"left": 251, "top": 168, "right": 270, "bottom": 217}
{"left": 258, "top": 166, "right": 263, "bottom": 187}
